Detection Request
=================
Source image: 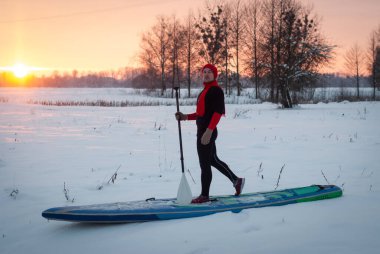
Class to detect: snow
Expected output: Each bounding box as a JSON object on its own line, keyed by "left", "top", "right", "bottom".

{"left": 1, "top": 88, "right": 379, "bottom": 254}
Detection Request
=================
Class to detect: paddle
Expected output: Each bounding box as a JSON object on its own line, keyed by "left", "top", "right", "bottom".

{"left": 174, "top": 87, "right": 193, "bottom": 204}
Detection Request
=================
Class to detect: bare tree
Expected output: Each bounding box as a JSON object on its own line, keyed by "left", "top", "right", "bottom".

{"left": 261, "top": 0, "right": 278, "bottom": 102}
{"left": 229, "top": 0, "right": 246, "bottom": 96}
{"left": 138, "top": 42, "right": 160, "bottom": 89}
{"left": 183, "top": 11, "right": 201, "bottom": 97}
{"left": 167, "top": 15, "right": 185, "bottom": 97}
{"left": 243, "top": 0, "right": 263, "bottom": 99}
{"left": 140, "top": 16, "right": 171, "bottom": 95}
{"left": 375, "top": 47, "right": 380, "bottom": 91}
{"left": 367, "top": 25, "right": 380, "bottom": 99}
{"left": 345, "top": 43, "right": 364, "bottom": 99}
{"left": 221, "top": 4, "right": 231, "bottom": 94}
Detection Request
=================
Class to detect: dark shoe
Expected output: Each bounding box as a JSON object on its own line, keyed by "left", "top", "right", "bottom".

{"left": 234, "top": 178, "right": 245, "bottom": 196}
{"left": 191, "top": 195, "right": 210, "bottom": 204}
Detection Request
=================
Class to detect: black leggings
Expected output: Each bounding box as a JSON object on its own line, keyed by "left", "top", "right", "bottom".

{"left": 197, "top": 137, "right": 238, "bottom": 197}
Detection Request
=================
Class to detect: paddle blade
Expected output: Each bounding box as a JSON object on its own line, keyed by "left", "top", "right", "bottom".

{"left": 176, "top": 173, "right": 192, "bottom": 204}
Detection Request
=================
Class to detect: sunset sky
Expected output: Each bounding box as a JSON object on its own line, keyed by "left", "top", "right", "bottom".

{"left": 0, "top": 0, "right": 379, "bottom": 75}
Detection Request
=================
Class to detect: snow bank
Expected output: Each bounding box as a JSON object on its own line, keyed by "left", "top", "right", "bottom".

{"left": 0, "top": 89, "right": 379, "bottom": 254}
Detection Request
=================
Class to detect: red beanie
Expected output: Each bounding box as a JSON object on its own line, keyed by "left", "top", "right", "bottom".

{"left": 202, "top": 64, "right": 218, "bottom": 79}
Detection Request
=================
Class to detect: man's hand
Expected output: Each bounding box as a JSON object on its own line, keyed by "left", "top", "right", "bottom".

{"left": 201, "top": 128, "right": 213, "bottom": 145}
{"left": 175, "top": 112, "right": 187, "bottom": 121}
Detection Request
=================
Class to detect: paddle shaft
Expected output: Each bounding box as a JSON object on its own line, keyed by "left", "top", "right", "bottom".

{"left": 174, "top": 87, "right": 185, "bottom": 173}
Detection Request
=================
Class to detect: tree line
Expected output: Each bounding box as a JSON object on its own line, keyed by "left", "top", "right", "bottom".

{"left": 138, "top": 0, "right": 337, "bottom": 108}
{"left": 137, "top": 0, "right": 380, "bottom": 107}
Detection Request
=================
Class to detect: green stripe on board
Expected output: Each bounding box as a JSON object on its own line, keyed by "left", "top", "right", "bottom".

{"left": 296, "top": 190, "right": 343, "bottom": 203}
{"left": 293, "top": 186, "right": 321, "bottom": 195}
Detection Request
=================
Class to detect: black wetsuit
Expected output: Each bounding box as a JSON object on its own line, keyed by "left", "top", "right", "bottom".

{"left": 195, "top": 86, "right": 238, "bottom": 197}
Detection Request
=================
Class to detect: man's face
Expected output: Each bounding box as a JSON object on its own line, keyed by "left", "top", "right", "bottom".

{"left": 203, "top": 68, "right": 215, "bottom": 83}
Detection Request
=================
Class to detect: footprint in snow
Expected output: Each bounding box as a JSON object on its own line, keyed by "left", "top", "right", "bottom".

{"left": 187, "top": 247, "right": 210, "bottom": 254}
{"left": 243, "top": 224, "right": 261, "bottom": 233}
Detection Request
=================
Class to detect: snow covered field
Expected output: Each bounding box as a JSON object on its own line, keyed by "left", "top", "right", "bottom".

{"left": 0, "top": 88, "right": 379, "bottom": 254}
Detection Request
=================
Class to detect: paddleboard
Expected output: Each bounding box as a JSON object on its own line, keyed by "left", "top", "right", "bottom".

{"left": 42, "top": 185, "right": 342, "bottom": 223}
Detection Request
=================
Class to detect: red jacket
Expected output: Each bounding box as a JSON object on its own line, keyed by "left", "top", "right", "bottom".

{"left": 187, "top": 80, "right": 225, "bottom": 134}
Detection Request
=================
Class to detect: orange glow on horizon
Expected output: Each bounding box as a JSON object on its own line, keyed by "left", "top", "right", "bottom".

{"left": 0, "top": 63, "right": 49, "bottom": 78}
{"left": 0, "top": 62, "right": 51, "bottom": 86}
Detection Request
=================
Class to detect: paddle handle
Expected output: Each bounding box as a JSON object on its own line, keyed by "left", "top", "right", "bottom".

{"left": 174, "top": 87, "right": 185, "bottom": 174}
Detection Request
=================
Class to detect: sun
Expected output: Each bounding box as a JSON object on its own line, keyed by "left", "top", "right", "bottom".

{"left": 12, "top": 63, "right": 30, "bottom": 78}
{"left": 0, "top": 63, "right": 49, "bottom": 78}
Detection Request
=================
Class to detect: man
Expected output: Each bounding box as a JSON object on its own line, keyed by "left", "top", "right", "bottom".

{"left": 175, "top": 63, "right": 245, "bottom": 204}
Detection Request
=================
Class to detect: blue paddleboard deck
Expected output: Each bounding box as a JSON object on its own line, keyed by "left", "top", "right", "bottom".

{"left": 42, "top": 185, "right": 342, "bottom": 223}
